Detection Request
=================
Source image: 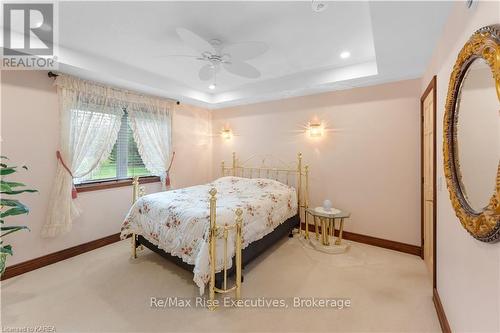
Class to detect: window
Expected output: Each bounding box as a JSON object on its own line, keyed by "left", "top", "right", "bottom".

{"left": 75, "top": 111, "right": 154, "bottom": 185}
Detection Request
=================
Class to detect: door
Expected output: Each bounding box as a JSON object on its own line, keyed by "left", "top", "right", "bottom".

{"left": 421, "top": 76, "right": 436, "bottom": 287}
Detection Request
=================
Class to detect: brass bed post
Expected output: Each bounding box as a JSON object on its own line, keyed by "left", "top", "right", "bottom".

{"left": 131, "top": 177, "right": 139, "bottom": 259}
{"left": 304, "top": 164, "right": 309, "bottom": 239}
{"left": 305, "top": 165, "right": 309, "bottom": 209}
{"left": 208, "top": 188, "right": 217, "bottom": 310}
{"left": 235, "top": 208, "right": 243, "bottom": 299}
{"left": 297, "top": 152, "right": 303, "bottom": 236}
{"left": 208, "top": 186, "right": 243, "bottom": 309}
{"left": 221, "top": 161, "right": 225, "bottom": 177}
{"left": 232, "top": 152, "right": 237, "bottom": 176}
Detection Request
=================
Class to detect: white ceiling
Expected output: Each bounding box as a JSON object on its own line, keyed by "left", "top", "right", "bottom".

{"left": 53, "top": 1, "right": 453, "bottom": 109}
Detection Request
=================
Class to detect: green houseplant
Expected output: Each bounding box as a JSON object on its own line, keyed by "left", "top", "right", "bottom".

{"left": 0, "top": 156, "right": 37, "bottom": 276}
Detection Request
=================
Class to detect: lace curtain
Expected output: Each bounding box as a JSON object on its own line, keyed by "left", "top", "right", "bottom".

{"left": 42, "top": 78, "right": 123, "bottom": 237}
{"left": 128, "top": 99, "right": 173, "bottom": 190}
{"left": 42, "top": 75, "right": 174, "bottom": 237}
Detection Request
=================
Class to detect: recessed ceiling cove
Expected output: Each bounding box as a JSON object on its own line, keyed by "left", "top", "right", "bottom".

{"left": 56, "top": 1, "right": 452, "bottom": 109}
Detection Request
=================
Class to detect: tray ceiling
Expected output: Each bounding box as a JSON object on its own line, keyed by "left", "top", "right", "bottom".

{"left": 50, "top": 1, "right": 453, "bottom": 109}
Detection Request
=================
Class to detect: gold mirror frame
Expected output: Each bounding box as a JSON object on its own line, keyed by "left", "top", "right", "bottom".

{"left": 443, "top": 24, "right": 500, "bottom": 243}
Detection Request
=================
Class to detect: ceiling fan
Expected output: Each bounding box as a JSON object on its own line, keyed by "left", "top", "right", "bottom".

{"left": 171, "top": 28, "right": 268, "bottom": 90}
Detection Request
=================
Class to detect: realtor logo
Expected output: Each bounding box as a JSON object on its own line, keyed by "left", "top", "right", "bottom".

{"left": 3, "top": 3, "right": 53, "bottom": 55}
{"left": 2, "top": 3, "right": 57, "bottom": 69}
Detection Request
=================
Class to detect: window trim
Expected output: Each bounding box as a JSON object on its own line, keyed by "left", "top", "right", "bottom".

{"left": 76, "top": 175, "right": 160, "bottom": 193}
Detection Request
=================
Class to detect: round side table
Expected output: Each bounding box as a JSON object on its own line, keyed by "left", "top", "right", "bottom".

{"left": 304, "top": 207, "right": 351, "bottom": 248}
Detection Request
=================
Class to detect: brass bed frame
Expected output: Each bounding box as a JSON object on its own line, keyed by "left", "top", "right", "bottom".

{"left": 130, "top": 152, "right": 309, "bottom": 309}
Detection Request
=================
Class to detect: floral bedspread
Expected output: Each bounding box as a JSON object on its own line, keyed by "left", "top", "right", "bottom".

{"left": 120, "top": 176, "right": 297, "bottom": 294}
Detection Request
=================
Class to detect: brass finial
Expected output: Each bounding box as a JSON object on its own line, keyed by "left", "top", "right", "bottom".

{"left": 235, "top": 208, "right": 243, "bottom": 216}
{"left": 209, "top": 188, "right": 217, "bottom": 197}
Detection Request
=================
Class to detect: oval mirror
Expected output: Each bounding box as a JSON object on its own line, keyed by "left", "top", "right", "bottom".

{"left": 443, "top": 24, "right": 500, "bottom": 243}
{"left": 456, "top": 58, "right": 500, "bottom": 213}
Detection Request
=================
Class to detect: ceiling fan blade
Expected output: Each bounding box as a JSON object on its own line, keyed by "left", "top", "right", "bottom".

{"left": 176, "top": 27, "right": 215, "bottom": 54}
{"left": 154, "top": 54, "right": 200, "bottom": 59}
{"left": 223, "top": 42, "right": 268, "bottom": 61}
{"left": 199, "top": 64, "right": 214, "bottom": 81}
{"left": 223, "top": 61, "right": 261, "bottom": 79}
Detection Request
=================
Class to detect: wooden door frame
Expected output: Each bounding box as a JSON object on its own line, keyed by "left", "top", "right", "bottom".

{"left": 420, "top": 75, "right": 437, "bottom": 289}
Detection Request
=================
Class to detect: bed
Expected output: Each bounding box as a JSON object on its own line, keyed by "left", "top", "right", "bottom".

{"left": 120, "top": 153, "right": 309, "bottom": 308}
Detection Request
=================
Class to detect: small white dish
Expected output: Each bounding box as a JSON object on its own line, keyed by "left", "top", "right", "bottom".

{"left": 314, "top": 207, "right": 341, "bottom": 215}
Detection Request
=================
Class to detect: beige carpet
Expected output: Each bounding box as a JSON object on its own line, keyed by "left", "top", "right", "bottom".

{"left": 1, "top": 237, "right": 440, "bottom": 332}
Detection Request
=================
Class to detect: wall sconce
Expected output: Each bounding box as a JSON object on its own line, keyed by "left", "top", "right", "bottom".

{"left": 221, "top": 129, "right": 232, "bottom": 140}
{"left": 308, "top": 123, "right": 323, "bottom": 138}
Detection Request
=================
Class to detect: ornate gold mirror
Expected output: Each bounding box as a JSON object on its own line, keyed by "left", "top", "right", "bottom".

{"left": 444, "top": 25, "right": 500, "bottom": 243}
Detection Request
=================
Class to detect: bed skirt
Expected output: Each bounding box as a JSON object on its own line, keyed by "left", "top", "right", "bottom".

{"left": 136, "top": 214, "right": 300, "bottom": 289}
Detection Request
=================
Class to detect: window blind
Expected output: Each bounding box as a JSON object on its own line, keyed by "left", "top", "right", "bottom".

{"left": 75, "top": 111, "right": 151, "bottom": 184}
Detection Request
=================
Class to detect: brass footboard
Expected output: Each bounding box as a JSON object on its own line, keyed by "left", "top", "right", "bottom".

{"left": 208, "top": 188, "right": 243, "bottom": 310}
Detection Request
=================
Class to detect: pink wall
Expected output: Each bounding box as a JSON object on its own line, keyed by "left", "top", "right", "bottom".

{"left": 211, "top": 79, "right": 422, "bottom": 246}
{"left": 1, "top": 71, "right": 421, "bottom": 266}
{"left": 0, "top": 70, "right": 212, "bottom": 266}
{"left": 421, "top": 1, "right": 500, "bottom": 331}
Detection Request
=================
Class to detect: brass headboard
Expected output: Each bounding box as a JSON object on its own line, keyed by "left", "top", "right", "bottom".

{"left": 220, "top": 152, "right": 309, "bottom": 225}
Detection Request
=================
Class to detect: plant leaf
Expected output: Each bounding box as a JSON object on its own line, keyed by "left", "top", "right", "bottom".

{"left": 0, "top": 182, "right": 12, "bottom": 192}
{"left": 1, "top": 181, "right": 27, "bottom": 188}
{"left": 1, "top": 189, "right": 38, "bottom": 195}
{"left": 0, "top": 244, "right": 13, "bottom": 255}
{"left": 0, "top": 199, "right": 25, "bottom": 207}
{"left": 0, "top": 182, "right": 30, "bottom": 193}
{"left": 0, "top": 167, "right": 16, "bottom": 175}
{"left": 1, "top": 226, "right": 29, "bottom": 231}
{"left": 0, "top": 206, "right": 29, "bottom": 218}
{"left": 1, "top": 226, "right": 30, "bottom": 238}
{"left": 0, "top": 156, "right": 9, "bottom": 160}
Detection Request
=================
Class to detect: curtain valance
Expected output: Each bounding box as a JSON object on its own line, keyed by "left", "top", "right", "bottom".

{"left": 54, "top": 74, "right": 176, "bottom": 112}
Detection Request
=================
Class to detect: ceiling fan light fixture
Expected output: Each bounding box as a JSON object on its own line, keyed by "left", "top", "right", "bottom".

{"left": 311, "top": 0, "right": 328, "bottom": 12}
{"left": 175, "top": 27, "right": 266, "bottom": 86}
{"left": 340, "top": 51, "right": 351, "bottom": 59}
